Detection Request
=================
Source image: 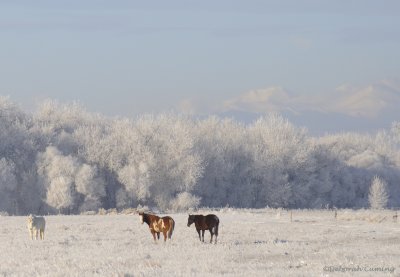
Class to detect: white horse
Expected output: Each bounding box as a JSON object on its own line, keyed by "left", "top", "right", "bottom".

{"left": 27, "top": 214, "right": 46, "bottom": 240}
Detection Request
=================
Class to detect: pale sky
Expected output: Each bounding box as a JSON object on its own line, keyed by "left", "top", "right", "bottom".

{"left": 1, "top": 1, "right": 400, "bottom": 134}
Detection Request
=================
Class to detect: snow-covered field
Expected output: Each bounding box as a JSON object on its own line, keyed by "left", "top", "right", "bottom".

{"left": 1, "top": 209, "right": 399, "bottom": 276}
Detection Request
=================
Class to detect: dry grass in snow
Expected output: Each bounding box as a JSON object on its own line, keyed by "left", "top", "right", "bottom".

{"left": 0, "top": 209, "right": 399, "bottom": 276}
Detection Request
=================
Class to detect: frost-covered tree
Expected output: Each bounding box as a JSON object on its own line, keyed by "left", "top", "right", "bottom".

{"left": 133, "top": 114, "right": 203, "bottom": 210}
{"left": 0, "top": 158, "right": 18, "bottom": 213}
{"left": 247, "top": 114, "right": 317, "bottom": 208}
{"left": 73, "top": 113, "right": 203, "bottom": 211}
{"left": 193, "top": 117, "right": 253, "bottom": 207}
{"left": 0, "top": 97, "right": 40, "bottom": 214}
{"left": 36, "top": 146, "right": 107, "bottom": 213}
{"left": 368, "top": 176, "right": 389, "bottom": 210}
{"left": 391, "top": 121, "right": 400, "bottom": 145}
{"left": 75, "top": 164, "right": 106, "bottom": 212}
{"left": 36, "top": 146, "right": 79, "bottom": 213}
{"left": 46, "top": 176, "right": 75, "bottom": 212}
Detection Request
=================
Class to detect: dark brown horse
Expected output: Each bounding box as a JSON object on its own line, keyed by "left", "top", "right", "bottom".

{"left": 187, "top": 214, "right": 219, "bottom": 244}
{"left": 139, "top": 212, "right": 175, "bottom": 242}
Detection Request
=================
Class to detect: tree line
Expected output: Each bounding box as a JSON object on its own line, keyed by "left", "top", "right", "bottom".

{"left": 1, "top": 96, "right": 400, "bottom": 215}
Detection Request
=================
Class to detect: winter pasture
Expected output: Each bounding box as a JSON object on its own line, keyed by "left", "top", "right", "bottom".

{"left": 0, "top": 209, "right": 399, "bottom": 277}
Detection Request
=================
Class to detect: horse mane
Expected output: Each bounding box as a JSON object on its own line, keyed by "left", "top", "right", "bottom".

{"left": 141, "top": 212, "right": 159, "bottom": 226}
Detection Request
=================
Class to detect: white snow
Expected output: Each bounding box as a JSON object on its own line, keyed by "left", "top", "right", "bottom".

{"left": 0, "top": 209, "right": 399, "bottom": 276}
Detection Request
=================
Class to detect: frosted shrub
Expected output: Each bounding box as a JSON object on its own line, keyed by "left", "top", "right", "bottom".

{"left": 98, "top": 208, "right": 107, "bottom": 215}
{"left": 368, "top": 176, "right": 388, "bottom": 210}
{"left": 170, "top": 192, "right": 200, "bottom": 212}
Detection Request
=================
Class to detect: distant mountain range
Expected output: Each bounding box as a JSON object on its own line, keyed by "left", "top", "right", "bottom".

{"left": 216, "top": 80, "right": 400, "bottom": 135}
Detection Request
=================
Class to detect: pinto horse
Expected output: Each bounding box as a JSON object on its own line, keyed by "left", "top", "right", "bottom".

{"left": 139, "top": 212, "right": 175, "bottom": 242}
{"left": 187, "top": 214, "right": 219, "bottom": 244}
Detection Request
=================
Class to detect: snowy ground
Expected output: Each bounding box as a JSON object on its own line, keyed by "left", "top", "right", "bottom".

{"left": 0, "top": 209, "right": 399, "bottom": 276}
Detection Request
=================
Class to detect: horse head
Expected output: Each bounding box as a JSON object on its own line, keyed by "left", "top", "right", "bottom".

{"left": 187, "top": 214, "right": 195, "bottom": 227}
{"left": 27, "top": 214, "right": 34, "bottom": 224}
{"left": 138, "top": 211, "right": 144, "bottom": 224}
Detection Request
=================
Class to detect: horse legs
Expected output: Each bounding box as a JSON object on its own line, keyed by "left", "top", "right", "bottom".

{"left": 201, "top": 230, "right": 205, "bottom": 242}
{"left": 157, "top": 232, "right": 160, "bottom": 240}
{"left": 163, "top": 231, "right": 168, "bottom": 242}
{"left": 151, "top": 230, "right": 157, "bottom": 242}
{"left": 196, "top": 229, "right": 201, "bottom": 241}
{"left": 209, "top": 229, "right": 213, "bottom": 243}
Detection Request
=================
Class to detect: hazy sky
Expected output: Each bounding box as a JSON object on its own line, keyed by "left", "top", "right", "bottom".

{"left": 1, "top": 1, "right": 400, "bottom": 134}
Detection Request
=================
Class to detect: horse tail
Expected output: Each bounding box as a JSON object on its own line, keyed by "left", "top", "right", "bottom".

{"left": 168, "top": 218, "right": 175, "bottom": 239}
{"left": 215, "top": 217, "right": 219, "bottom": 236}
